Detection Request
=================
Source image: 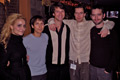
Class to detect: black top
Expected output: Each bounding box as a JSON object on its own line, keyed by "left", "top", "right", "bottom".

{"left": 43, "top": 23, "right": 70, "bottom": 69}
{"left": 0, "top": 34, "right": 31, "bottom": 80}
{"left": 90, "top": 26, "right": 119, "bottom": 72}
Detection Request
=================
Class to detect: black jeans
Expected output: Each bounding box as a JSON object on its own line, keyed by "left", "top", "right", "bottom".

{"left": 32, "top": 73, "right": 47, "bottom": 80}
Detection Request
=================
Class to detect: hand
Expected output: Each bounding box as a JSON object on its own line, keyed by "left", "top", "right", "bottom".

{"left": 7, "top": 61, "right": 10, "bottom": 66}
{"left": 26, "top": 55, "right": 29, "bottom": 62}
{"left": 104, "top": 70, "right": 109, "bottom": 74}
{"left": 98, "top": 27, "right": 109, "bottom": 38}
{"left": 49, "top": 24, "right": 56, "bottom": 31}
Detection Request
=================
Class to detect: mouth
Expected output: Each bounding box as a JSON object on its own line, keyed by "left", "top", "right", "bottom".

{"left": 19, "top": 31, "right": 25, "bottom": 33}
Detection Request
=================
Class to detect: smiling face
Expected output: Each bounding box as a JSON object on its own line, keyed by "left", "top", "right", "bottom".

{"left": 91, "top": 8, "right": 105, "bottom": 25}
{"left": 53, "top": 7, "right": 65, "bottom": 22}
{"left": 10, "top": 19, "right": 26, "bottom": 36}
{"left": 32, "top": 19, "right": 44, "bottom": 35}
{"left": 74, "top": 8, "right": 86, "bottom": 22}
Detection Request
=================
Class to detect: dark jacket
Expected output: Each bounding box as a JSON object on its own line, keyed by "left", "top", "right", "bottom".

{"left": 0, "top": 34, "right": 31, "bottom": 80}
{"left": 43, "top": 23, "right": 70, "bottom": 69}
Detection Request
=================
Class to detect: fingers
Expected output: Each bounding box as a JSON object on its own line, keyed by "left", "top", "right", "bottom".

{"left": 98, "top": 29, "right": 109, "bottom": 38}
{"left": 7, "top": 61, "right": 10, "bottom": 66}
{"left": 49, "top": 24, "right": 56, "bottom": 31}
{"left": 26, "top": 55, "right": 29, "bottom": 62}
{"left": 104, "top": 71, "right": 109, "bottom": 74}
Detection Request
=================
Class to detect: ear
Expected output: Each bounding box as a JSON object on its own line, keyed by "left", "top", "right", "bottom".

{"left": 31, "top": 25, "right": 34, "bottom": 29}
{"left": 84, "top": 13, "right": 86, "bottom": 17}
{"left": 103, "top": 13, "right": 105, "bottom": 18}
{"left": 53, "top": 13, "right": 55, "bottom": 16}
{"left": 10, "top": 25, "right": 13, "bottom": 30}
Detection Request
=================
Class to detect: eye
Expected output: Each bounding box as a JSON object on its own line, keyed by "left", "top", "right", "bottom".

{"left": 91, "top": 14, "right": 95, "bottom": 16}
{"left": 17, "top": 24, "right": 22, "bottom": 27}
{"left": 35, "top": 22, "right": 39, "bottom": 25}
{"left": 41, "top": 22, "right": 44, "bottom": 25}
{"left": 23, "top": 25, "right": 26, "bottom": 28}
{"left": 98, "top": 14, "right": 102, "bottom": 16}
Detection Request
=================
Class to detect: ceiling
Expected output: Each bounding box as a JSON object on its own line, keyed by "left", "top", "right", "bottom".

{"left": 94, "top": 0, "right": 120, "bottom": 6}
{"left": 75, "top": 0, "right": 120, "bottom": 7}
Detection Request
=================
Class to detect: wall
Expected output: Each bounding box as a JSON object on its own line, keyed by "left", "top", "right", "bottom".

{"left": 19, "top": 0, "right": 31, "bottom": 36}
{"left": 0, "top": 0, "right": 19, "bottom": 33}
{"left": 0, "top": 2, "right": 5, "bottom": 32}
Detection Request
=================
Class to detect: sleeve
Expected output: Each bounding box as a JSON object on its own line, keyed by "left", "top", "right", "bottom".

{"left": 45, "top": 33, "right": 49, "bottom": 44}
{"left": 105, "top": 30, "right": 119, "bottom": 72}
{"left": 48, "top": 18, "right": 55, "bottom": 25}
{"left": 89, "top": 20, "right": 115, "bottom": 30}
{"left": 63, "top": 19, "right": 74, "bottom": 28}
{"left": 47, "top": 18, "right": 73, "bottom": 28}
{"left": 102, "top": 20, "right": 115, "bottom": 30}
{"left": 88, "top": 20, "right": 95, "bottom": 29}
{"left": 23, "top": 37, "right": 28, "bottom": 48}
{"left": 0, "top": 44, "right": 16, "bottom": 80}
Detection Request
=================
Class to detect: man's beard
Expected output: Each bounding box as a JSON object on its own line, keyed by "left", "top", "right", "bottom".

{"left": 93, "top": 20, "right": 103, "bottom": 25}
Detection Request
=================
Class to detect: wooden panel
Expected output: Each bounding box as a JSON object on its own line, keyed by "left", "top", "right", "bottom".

{"left": 19, "top": 0, "right": 31, "bottom": 36}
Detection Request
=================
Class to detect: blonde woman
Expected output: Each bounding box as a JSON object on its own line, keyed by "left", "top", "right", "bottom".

{"left": 0, "top": 13, "right": 31, "bottom": 80}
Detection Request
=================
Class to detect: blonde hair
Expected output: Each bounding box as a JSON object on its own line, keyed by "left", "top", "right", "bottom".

{"left": 0, "top": 13, "right": 26, "bottom": 48}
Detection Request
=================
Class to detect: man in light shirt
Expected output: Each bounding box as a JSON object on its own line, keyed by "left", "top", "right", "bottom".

{"left": 48, "top": 4, "right": 114, "bottom": 80}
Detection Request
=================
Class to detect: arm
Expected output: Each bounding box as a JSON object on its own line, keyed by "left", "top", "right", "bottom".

{"left": 105, "top": 30, "right": 119, "bottom": 73}
{"left": 0, "top": 44, "right": 16, "bottom": 80}
{"left": 97, "top": 20, "right": 114, "bottom": 37}
{"left": 103, "top": 20, "right": 115, "bottom": 30}
{"left": 48, "top": 18, "right": 73, "bottom": 31}
{"left": 48, "top": 18, "right": 74, "bottom": 26}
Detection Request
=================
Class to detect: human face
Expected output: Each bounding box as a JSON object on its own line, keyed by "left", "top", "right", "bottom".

{"left": 91, "top": 9, "right": 105, "bottom": 25}
{"left": 53, "top": 7, "right": 65, "bottom": 22}
{"left": 74, "top": 8, "right": 86, "bottom": 22}
{"left": 10, "top": 19, "right": 26, "bottom": 36}
{"left": 32, "top": 19, "right": 44, "bottom": 35}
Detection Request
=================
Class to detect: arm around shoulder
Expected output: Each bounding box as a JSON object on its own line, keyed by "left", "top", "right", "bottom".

{"left": 103, "top": 20, "right": 115, "bottom": 29}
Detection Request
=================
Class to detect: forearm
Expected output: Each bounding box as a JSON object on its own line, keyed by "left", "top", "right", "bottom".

{"left": 48, "top": 18, "right": 73, "bottom": 27}
{"left": 103, "top": 20, "right": 115, "bottom": 30}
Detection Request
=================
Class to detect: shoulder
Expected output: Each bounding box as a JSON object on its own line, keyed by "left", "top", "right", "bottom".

{"left": 64, "top": 24, "right": 70, "bottom": 31}
{"left": 63, "top": 23, "right": 69, "bottom": 28}
{"left": 23, "top": 34, "right": 32, "bottom": 43}
{"left": 42, "top": 33, "right": 49, "bottom": 40}
{"left": 23, "top": 34, "right": 32, "bottom": 40}
{"left": 0, "top": 43, "right": 4, "bottom": 49}
{"left": 0, "top": 43, "right": 6, "bottom": 54}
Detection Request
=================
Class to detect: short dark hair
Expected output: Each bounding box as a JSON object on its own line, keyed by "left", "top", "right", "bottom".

{"left": 30, "top": 15, "right": 44, "bottom": 33}
{"left": 91, "top": 5, "right": 105, "bottom": 14}
{"left": 74, "top": 3, "right": 86, "bottom": 13}
{"left": 50, "top": 2, "right": 66, "bottom": 15}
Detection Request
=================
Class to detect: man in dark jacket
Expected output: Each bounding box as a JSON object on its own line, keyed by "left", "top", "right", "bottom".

{"left": 43, "top": 2, "right": 70, "bottom": 80}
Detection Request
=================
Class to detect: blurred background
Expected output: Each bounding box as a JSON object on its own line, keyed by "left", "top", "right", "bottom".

{"left": 0, "top": 0, "right": 120, "bottom": 80}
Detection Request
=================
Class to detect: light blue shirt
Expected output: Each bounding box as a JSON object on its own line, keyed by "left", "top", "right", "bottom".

{"left": 23, "top": 33, "right": 48, "bottom": 76}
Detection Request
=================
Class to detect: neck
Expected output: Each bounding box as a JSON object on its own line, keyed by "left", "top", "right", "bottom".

{"left": 54, "top": 19, "right": 62, "bottom": 32}
{"left": 96, "top": 22, "right": 104, "bottom": 28}
{"left": 33, "top": 32, "right": 41, "bottom": 37}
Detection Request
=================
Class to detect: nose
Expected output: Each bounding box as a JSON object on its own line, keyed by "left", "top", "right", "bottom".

{"left": 95, "top": 15, "right": 98, "bottom": 20}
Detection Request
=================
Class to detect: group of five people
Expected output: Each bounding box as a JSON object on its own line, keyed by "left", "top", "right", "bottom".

{"left": 0, "top": 2, "right": 119, "bottom": 80}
